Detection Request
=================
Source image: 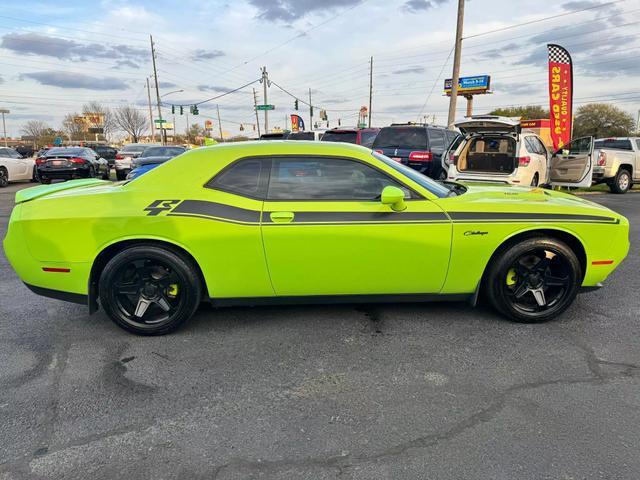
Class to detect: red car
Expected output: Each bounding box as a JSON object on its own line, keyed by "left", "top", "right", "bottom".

{"left": 320, "top": 127, "right": 380, "bottom": 148}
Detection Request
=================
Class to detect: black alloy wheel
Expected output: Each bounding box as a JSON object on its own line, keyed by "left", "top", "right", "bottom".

{"left": 99, "top": 246, "right": 202, "bottom": 335}
{"left": 0, "top": 168, "right": 8, "bottom": 188}
{"left": 486, "top": 237, "right": 581, "bottom": 323}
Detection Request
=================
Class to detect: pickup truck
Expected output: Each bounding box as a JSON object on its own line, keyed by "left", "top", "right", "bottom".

{"left": 548, "top": 136, "right": 639, "bottom": 193}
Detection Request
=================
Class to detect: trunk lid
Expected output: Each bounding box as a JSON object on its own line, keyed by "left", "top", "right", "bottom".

{"left": 15, "top": 179, "right": 110, "bottom": 204}
{"left": 455, "top": 116, "right": 521, "bottom": 135}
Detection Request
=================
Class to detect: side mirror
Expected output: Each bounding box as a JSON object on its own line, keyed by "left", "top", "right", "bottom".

{"left": 381, "top": 185, "right": 407, "bottom": 212}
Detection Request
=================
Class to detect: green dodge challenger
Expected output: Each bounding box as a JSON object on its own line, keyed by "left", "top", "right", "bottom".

{"left": 3, "top": 141, "right": 630, "bottom": 335}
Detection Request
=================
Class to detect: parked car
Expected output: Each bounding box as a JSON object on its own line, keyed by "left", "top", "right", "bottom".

{"left": 321, "top": 127, "right": 380, "bottom": 148}
{"left": 0, "top": 147, "right": 36, "bottom": 187}
{"left": 260, "top": 132, "right": 289, "bottom": 140}
{"left": 447, "top": 116, "right": 549, "bottom": 186}
{"left": 587, "top": 137, "right": 640, "bottom": 193}
{"left": 373, "top": 123, "right": 457, "bottom": 180}
{"left": 3, "top": 142, "right": 629, "bottom": 335}
{"left": 115, "top": 143, "right": 159, "bottom": 180}
{"left": 36, "top": 147, "right": 109, "bottom": 184}
{"left": 127, "top": 146, "right": 187, "bottom": 180}
{"left": 285, "top": 130, "right": 326, "bottom": 141}
{"left": 14, "top": 144, "right": 34, "bottom": 158}
{"left": 88, "top": 144, "right": 118, "bottom": 166}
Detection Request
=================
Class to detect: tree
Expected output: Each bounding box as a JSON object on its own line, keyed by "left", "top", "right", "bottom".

{"left": 572, "top": 103, "right": 635, "bottom": 138}
{"left": 83, "top": 101, "right": 115, "bottom": 141}
{"left": 488, "top": 105, "right": 550, "bottom": 120}
{"left": 20, "top": 120, "right": 50, "bottom": 147}
{"left": 62, "top": 113, "right": 86, "bottom": 141}
{"left": 186, "top": 123, "right": 205, "bottom": 144}
{"left": 114, "top": 106, "right": 148, "bottom": 143}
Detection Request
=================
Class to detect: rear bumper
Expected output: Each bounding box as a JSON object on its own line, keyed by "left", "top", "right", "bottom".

{"left": 38, "top": 166, "right": 91, "bottom": 179}
{"left": 24, "top": 283, "right": 88, "bottom": 305}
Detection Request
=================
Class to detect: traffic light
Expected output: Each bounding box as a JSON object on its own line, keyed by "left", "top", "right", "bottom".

{"left": 171, "top": 105, "right": 175, "bottom": 114}
{"left": 192, "top": 105, "right": 199, "bottom": 115}
{"left": 294, "top": 99, "right": 298, "bottom": 110}
{"left": 310, "top": 106, "right": 314, "bottom": 116}
{"left": 180, "top": 106, "right": 184, "bottom": 115}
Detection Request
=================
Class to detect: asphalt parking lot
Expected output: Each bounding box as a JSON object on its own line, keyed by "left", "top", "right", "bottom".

{"left": 0, "top": 181, "right": 638, "bottom": 480}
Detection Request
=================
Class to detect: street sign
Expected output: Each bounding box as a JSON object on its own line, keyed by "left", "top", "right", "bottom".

{"left": 255, "top": 104, "right": 275, "bottom": 111}
{"left": 154, "top": 119, "right": 168, "bottom": 124}
{"left": 444, "top": 75, "right": 491, "bottom": 95}
{"left": 88, "top": 127, "right": 104, "bottom": 134}
{"left": 53, "top": 137, "right": 63, "bottom": 146}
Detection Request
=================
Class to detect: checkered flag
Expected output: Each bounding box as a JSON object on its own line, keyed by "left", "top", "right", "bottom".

{"left": 547, "top": 44, "right": 572, "bottom": 64}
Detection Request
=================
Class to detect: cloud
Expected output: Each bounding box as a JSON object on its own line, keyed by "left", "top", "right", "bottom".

{"left": 492, "top": 82, "right": 544, "bottom": 96}
{"left": 393, "top": 66, "right": 426, "bottom": 74}
{"left": 248, "top": 0, "right": 361, "bottom": 21}
{"left": 0, "top": 75, "right": 4, "bottom": 85}
{"left": 158, "top": 81, "right": 177, "bottom": 89}
{"left": 197, "top": 84, "right": 233, "bottom": 92}
{"left": 1, "top": 33, "right": 148, "bottom": 63}
{"left": 112, "top": 59, "right": 139, "bottom": 70}
{"left": 402, "top": 0, "right": 448, "bottom": 13}
{"left": 320, "top": 97, "right": 350, "bottom": 104}
{"left": 21, "top": 71, "right": 129, "bottom": 90}
{"left": 191, "top": 49, "right": 225, "bottom": 61}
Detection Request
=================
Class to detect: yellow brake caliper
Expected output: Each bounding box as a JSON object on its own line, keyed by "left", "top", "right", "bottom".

{"left": 167, "top": 284, "right": 179, "bottom": 298}
{"left": 506, "top": 268, "right": 517, "bottom": 286}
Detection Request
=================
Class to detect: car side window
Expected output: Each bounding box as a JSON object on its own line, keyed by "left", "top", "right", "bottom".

{"left": 428, "top": 129, "right": 446, "bottom": 154}
{"left": 558, "top": 137, "right": 591, "bottom": 156}
{"left": 533, "top": 137, "right": 548, "bottom": 156}
{"left": 524, "top": 137, "right": 536, "bottom": 155}
{"left": 267, "top": 157, "right": 412, "bottom": 201}
{"left": 206, "top": 159, "right": 265, "bottom": 198}
{"left": 636, "top": 139, "right": 640, "bottom": 151}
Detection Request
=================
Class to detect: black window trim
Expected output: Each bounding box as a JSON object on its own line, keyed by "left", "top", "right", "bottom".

{"left": 205, "top": 154, "right": 424, "bottom": 202}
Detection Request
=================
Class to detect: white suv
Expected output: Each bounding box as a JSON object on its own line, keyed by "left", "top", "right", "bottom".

{"left": 447, "top": 116, "right": 549, "bottom": 187}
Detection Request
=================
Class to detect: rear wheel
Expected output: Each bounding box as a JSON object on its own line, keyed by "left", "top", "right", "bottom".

{"left": 609, "top": 169, "right": 631, "bottom": 194}
{"left": 485, "top": 237, "right": 581, "bottom": 323}
{"left": 89, "top": 166, "right": 96, "bottom": 178}
{"left": 0, "top": 167, "right": 8, "bottom": 187}
{"left": 99, "top": 246, "right": 202, "bottom": 335}
{"left": 40, "top": 177, "right": 51, "bottom": 184}
{"left": 530, "top": 173, "right": 539, "bottom": 187}
{"left": 102, "top": 166, "right": 110, "bottom": 180}
{"left": 116, "top": 170, "right": 126, "bottom": 181}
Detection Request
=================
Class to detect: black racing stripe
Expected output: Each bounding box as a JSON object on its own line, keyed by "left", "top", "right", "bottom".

{"left": 171, "top": 200, "right": 260, "bottom": 223}
{"left": 262, "top": 211, "right": 449, "bottom": 223}
{"left": 448, "top": 212, "right": 618, "bottom": 223}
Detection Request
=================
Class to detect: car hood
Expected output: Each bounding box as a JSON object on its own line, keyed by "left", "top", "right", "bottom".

{"left": 443, "top": 183, "right": 623, "bottom": 220}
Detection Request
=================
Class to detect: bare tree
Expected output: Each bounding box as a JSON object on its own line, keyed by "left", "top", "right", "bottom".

{"left": 83, "top": 101, "right": 115, "bottom": 141}
{"left": 114, "top": 106, "right": 148, "bottom": 143}
{"left": 20, "top": 120, "right": 50, "bottom": 147}
{"left": 62, "top": 113, "right": 86, "bottom": 141}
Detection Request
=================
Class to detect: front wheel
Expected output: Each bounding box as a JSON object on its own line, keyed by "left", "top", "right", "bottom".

{"left": 530, "top": 173, "right": 539, "bottom": 187}
{"left": 609, "top": 169, "right": 631, "bottom": 194}
{"left": 0, "top": 167, "right": 8, "bottom": 188}
{"left": 485, "top": 237, "right": 581, "bottom": 323}
{"left": 99, "top": 246, "right": 202, "bottom": 335}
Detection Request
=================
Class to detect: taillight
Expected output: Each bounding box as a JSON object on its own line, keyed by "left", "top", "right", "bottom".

{"left": 446, "top": 153, "right": 456, "bottom": 166}
{"left": 597, "top": 150, "right": 607, "bottom": 166}
{"left": 115, "top": 153, "right": 123, "bottom": 160}
{"left": 518, "top": 156, "right": 531, "bottom": 167}
{"left": 35, "top": 157, "right": 46, "bottom": 165}
{"left": 409, "top": 151, "right": 432, "bottom": 162}
{"left": 69, "top": 157, "right": 86, "bottom": 164}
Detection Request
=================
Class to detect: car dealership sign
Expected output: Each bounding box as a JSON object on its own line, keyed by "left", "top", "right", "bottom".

{"left": 444, "top": 75, "right": 491, "bottom": 95}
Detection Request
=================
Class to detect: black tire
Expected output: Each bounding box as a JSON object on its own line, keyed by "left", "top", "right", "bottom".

{"left": 0, "top": 167, "right": 8, "bottom": 188}
{"left": 437, "top": 168, "right": 447, "bottom": 181}
{"left": 609, "top": 169, "right": 631, "bottom": 194}
{"left": 89, "top": 166, "right": 96, "bottom": 178}
{"left": 530, "top": 173, "right": 539, "bottom": 187}
{"left": 116, "top": 170, "right": 126, "bottom": 181}
{"left": 40, "top": 177, "right": 51, "bottom": 185}
{"left": 485, "top": 237, "right": 581, "bottom": 323}
{"left": 99, "top": 246, "right": 202, "bottom": 335}
{"left": 102, "top": 166, "right": 110, "bottom": 180}
{"left": 31, "top": 166, "right": 39, "bottom": 183}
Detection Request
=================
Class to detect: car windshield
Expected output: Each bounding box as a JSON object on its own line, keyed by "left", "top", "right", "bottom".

{"left": 46, "top": 147, "right": 86, "bottom": 156}
{"left": 287, "top": 132, "right": 315, "bottom": 140}
{"left": 594, "top": 139, "right": 633, "bottom": 151}
{"left": 141, "top": 147, "right": 185, "bottom": 157}
{"left": 121, "top": 145, "right": 148, "bottom": 153}
{"left": 373, "top": 127, "right": 427, "bottom": 149}
{"left": 372, "top": 152, "right": 452, "bottom": 198}
{"left": 322, "top": 131, "right": 357, "bottom": 144}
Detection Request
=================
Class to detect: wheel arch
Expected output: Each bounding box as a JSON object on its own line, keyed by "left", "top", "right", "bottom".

{"left": 473, "top": 227, "right": 587, "bottom": 306}
{"left": 619, "top": 163, "right": 633, "bottom": 176}
{"left": 88, "top": 237, "right": 207, "bottom": 314}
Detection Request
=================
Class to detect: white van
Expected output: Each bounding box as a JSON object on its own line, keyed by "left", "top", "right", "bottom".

{"left": 447, "top": 116, "right": 550, "bottom": 187}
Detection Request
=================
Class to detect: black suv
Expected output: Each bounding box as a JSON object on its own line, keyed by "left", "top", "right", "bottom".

{"left": 87, "top": 144, "right": 118, "bottom": 166}
{"left": 372, "top": 124, "right": 460, "bottom": 180}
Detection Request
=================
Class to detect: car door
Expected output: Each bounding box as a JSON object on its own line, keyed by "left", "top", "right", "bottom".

{"left": 0, "top": 148, "right": 26, "bottom": 179}
{"left": 260, "top": 155, "right": 452, "bottom": 296}
{"left": 549, "top": 136, "right": 594, "bottom": 187}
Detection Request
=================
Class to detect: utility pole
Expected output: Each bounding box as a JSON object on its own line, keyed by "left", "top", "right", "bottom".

{"left": 309, "top": 88, "right": 313, "bottom": 129}
{"left": 261, "top": 66, "right": 269, "bottom": 133}
{"left": 446, "top": 0, "right": 465, "bottom": 130}
{"left": 150, "top": 35, "right": 165, "bottom": 145}
{"left": 146, "top": 78, "right": 155, "bottom": 142}
{"left": 216, "top": 104, "right": 224, "bottom": 141}
{"left": 252, "top": 88, "right": 261, "bottom": 137}
{"left": 368, "top": 56, "right": 373, "bottom": 128}
{"left": 0, "top": 109, "right": 8, "bottom": 147}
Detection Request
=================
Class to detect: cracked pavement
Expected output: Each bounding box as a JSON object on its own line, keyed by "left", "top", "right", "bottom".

{"left": 1, "top": 183, "right": 639, "bottom": 479}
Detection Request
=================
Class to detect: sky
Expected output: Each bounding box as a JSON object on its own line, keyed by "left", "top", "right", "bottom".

{"left": 0, "top": 0, "right": 639, "bottom": 139}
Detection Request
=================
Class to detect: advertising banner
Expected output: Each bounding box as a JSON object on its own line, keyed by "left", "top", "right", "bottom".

{"left": 444, "top": 75, "right": 491, "bottom": 95}
{"left": 290, "top": 114, "right": 305, "bottom": 132}
{"left": 547, "top": 44, "right": 573, "bottom": 150}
